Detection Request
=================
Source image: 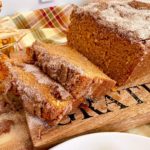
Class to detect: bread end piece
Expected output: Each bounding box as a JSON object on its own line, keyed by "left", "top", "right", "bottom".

{"left": 67, "top": 1, "right": 150, "bottom": 85}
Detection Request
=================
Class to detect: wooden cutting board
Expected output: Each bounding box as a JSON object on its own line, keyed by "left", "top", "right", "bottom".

{"left": 26, "top": 74, "right": 150, "bottom": 149}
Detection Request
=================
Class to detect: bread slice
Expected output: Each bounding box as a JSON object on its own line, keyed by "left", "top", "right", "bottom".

{"left": 0, "top": 54, "right": 75, "bottom": 125}
{"left": 67, "top": 0, "right": 150, "bottom": 85}
{"left": 32, "top": 41, "right": 116, "bottom": 100}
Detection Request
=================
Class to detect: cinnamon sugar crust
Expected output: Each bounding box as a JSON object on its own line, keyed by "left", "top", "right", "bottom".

{"left": 0, "top": 55, "right": 74, "bottom": 125}
{"left": 68, "top": 0, "right": 150, "bottom": 85}
{"left": 32, "top": 41, "right": 115, "bottom": 100}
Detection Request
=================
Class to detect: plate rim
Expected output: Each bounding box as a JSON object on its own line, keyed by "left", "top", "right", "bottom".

{"left": 50, "top": 132, "right": 150, "bottom": 150}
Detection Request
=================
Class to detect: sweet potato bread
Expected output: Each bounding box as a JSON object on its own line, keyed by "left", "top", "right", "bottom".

{"left": 67, "top": 0, "right": 150, "bottom": 85}
{"left": 0, "top": 54, "right": 75, "bottom": 125}
{"left": 32, "top": 41, "right": 115, "bottom": 100}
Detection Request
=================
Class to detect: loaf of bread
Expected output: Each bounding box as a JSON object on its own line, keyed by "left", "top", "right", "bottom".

{"left": 67, "top": 0, "right": 150, "bottom": 85}
{"left": 32, "top": 41, "right": 115, "bottom": 100}
{"left": 0, "top": 54, "right": 75, "bottom": 125}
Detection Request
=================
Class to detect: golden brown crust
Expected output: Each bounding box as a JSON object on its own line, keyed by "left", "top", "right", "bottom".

{"left": 67, "top": 1, "right": 150, "bottom": 85}
{"left": 128, "top": 0, "right": 150, "bottom": 10}
{"left": 0, "top": 54, "right": 11, "bottom": 94}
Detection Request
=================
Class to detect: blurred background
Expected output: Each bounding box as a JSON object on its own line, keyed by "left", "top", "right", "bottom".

{"left": 1, "top": 0, "right": 88, "bottom": 16}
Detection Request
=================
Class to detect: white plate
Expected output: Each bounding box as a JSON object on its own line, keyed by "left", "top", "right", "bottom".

{"left": 50, "top": 132, "right": 150, "bottom": 150}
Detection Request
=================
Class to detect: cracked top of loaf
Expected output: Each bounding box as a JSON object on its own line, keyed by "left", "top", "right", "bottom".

{"left": 75, "top": 0, "right": 150, "bottom": 41}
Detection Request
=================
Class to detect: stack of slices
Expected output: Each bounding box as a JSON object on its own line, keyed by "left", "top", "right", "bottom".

{"left": 0, "top": 41, "right": 115, "bottom": 125}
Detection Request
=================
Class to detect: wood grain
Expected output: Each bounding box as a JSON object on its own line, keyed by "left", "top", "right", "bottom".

{"left": 26, "top": 74, "right": 150, "bottom": 149}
